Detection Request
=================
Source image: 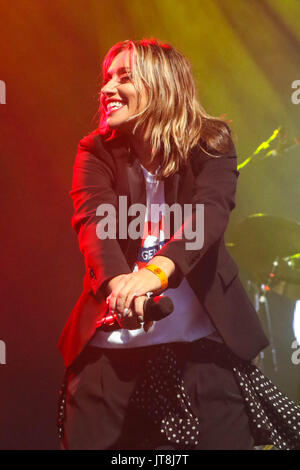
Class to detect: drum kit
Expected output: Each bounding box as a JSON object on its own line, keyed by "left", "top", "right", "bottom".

{"left": 227, "top": 127, "right": 300, "bottom": 373}
{"left": 228, "top": 214, "right": 300, "bottom": 371}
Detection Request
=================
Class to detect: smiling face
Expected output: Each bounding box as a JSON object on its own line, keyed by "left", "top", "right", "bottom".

{"left": 100, "top": 49, "right": 148, "bottom": 134}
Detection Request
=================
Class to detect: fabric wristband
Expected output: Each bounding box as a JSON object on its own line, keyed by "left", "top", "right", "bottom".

{"left": 144, "top": 264, "right": 168, "bottom": 290}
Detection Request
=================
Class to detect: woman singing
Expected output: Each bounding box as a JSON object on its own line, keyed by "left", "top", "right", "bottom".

{"left": 57, "top": 38, "right": 300, "bottom": 450}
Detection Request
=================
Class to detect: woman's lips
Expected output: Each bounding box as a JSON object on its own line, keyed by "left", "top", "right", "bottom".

{"left": 105, "top": 102, "right": 126, "bottom": 114}
{"left": 106, "top": 103, "right": 126, "bottom": 114}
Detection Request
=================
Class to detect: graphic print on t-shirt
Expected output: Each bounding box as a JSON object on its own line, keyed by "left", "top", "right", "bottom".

{"left": 133, "top": 216, "right": 165, "bottom": 271}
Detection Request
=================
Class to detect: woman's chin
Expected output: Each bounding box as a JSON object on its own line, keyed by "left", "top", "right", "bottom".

{"left": 107, "top": 119, "right": 134, "bottom": 134}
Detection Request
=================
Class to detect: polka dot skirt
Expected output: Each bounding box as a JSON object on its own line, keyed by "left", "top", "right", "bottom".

{"left": 128, "top": 341, "right": 300, "bottom": 450}
{"left": 57, "top": 340, "right": 300, "bottom": 449}
{"left": 130, "top": 344, "right": 200, "bottom": 448}
{"left": 233, "top": 363, "right": 300, "bottom": 449}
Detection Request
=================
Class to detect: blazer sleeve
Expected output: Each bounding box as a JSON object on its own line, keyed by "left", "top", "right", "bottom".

{"left": 70, "top": 132, "right": 132, "bottom": 298}
{"left": 157, "top": 137, "right": 239, "bottom": 277}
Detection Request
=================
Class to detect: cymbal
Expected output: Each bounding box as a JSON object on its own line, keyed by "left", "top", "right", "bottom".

{"left": 229, "top": 214, "right": 300, "bottom": 285}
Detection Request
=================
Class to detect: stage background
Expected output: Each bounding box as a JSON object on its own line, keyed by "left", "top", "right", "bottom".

{"left": 1, "top": 0, "right": 299, "bottom": 449}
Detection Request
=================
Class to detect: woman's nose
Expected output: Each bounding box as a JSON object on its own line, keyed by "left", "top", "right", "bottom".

{"left": 101, "top": 78, "right": 117, "bottom": 95}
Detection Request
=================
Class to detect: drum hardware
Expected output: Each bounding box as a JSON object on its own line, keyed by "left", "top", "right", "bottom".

{"left": 228, "top": 214, "right": 300, "bottom": 373}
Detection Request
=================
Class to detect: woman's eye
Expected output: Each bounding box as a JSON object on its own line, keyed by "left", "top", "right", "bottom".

{"left": 119, "top": 75, "right": 131, "bottom": 83}
{"left": 102, "top": 74, "right": 131, "bottom": 86}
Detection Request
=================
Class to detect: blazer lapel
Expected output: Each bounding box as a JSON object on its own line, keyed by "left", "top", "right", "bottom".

{"left": 110, "top": 140, "right": 147, "bottom": 268}
{"left": 126, "top": 157, "right": 147, "bottom": 207}
{"left": 108, "top": 137, "right": 146, "bottom": 207}
{"left": 124, "top": 158, "right": 146, "bottom": 268}
{"left": 164, "top": 172, "right": 180, "bottom": 207}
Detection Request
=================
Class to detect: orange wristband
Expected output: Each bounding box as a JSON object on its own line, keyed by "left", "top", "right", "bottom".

{"left": 144, "top": 264, "right": 168, "bottom": 290}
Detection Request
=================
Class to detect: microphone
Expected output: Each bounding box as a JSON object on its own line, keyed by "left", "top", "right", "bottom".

{"left": 98, "top": 295, "right": 174, "bottom": 330}
{"left": 143, "top": 295, "right": 174, "bottom": 322}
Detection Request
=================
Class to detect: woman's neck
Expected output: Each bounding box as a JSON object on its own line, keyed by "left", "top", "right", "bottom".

{"left": 128, "top": 132, "right": 159, "bottom": 174}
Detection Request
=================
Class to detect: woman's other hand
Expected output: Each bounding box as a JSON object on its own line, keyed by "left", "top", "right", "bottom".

{"left": 106, "top": 290, "right": 153, "bottom": 332}
{"left": 105, "top": 256, "right": 175, "bottom": 330}
{"left": 106, "top": 269, "right": 161, "bottom": 331}
{"left": 106, "top": 269, "right": 161, "bottom": 316}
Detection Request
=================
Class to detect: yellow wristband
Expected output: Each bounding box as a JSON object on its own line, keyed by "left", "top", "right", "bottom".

{"left": 144, "top": 264, "right": 168, "bottom": 290}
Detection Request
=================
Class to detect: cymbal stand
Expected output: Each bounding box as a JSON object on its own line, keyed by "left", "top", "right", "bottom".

{"left": 257, "top": 259, "right": 280, "bottom": 372}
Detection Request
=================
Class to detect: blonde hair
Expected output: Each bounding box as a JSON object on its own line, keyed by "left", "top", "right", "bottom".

{"left": 99, "top": 38, "right": 233, "bottom": 178}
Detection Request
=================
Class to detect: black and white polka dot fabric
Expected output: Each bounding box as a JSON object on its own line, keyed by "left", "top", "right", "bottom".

{"left": 233, "top": 362, "right": 300, "bottom": 449}
{"left": 129, "top": 340, "right": 300, "bottom": 450}
{"left": 131, "top": 344, "right": 200, "bottom": 447}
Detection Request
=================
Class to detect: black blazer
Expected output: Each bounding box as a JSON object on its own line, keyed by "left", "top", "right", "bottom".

{"left": 58, "top": 129, "right": 269, "bottom": 367}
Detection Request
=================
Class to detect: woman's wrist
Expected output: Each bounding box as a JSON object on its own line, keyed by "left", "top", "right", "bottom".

{"left": 146, "top": 256, "right": 176, "bottom": 279}
{"left": 144, "top": 264, "right": 169, "bottom": 290}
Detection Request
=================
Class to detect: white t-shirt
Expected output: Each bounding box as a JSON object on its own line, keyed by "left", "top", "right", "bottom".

{"left": 89, "top": 164, "right": 222, "bottom": 348}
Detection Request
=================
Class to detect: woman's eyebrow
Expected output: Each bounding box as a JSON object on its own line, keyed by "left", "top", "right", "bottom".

{"left": 106, "top": 66, "right": 131, "bottom": 77}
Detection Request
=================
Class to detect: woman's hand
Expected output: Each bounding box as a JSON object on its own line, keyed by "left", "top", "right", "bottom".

{"left": 106, "top": 292, "right": 154, "bottom": 332}
{"left": 107, "top": 268, "right": 162, "bottom": 318}
{"left": 105, "top": 256, "right": 175, "bottom": 331}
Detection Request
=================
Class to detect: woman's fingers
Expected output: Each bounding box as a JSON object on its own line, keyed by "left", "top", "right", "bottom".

{"left": 106, "top": 273, "right": 157, "bottom": 333}
{"left": 110, "top": 275, "right": 142, "bottom": 317}
{"left": 113, "top": 295, "right": 154, "bottom": 333}
{"left": 121, "top": 271, "right": 161, "bottom": 312}
{"left": 115, "top": 304, "right": 143, "bottom": 330}
{"left": 133, "top": 296, "right": 154, "bottom": 332}
{"left": 115, "top": 314, "right": 140, "bottom": 330}
{"left": 107, "top": 269, "right": 163, "bottom": 319}
{"left": 133, "top": 295, "right": 147, "bottom": 321}
{"left": 108, "top": 277, "right": 128, "bottom": 314}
